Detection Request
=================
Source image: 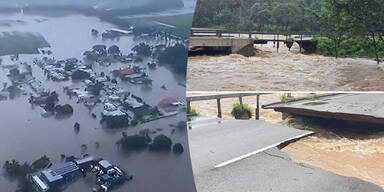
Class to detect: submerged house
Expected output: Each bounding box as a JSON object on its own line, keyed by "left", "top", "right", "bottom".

{"left": 31, "top": 162, "right": 82, "bottom": 192}
{"left": 101, "top": 103, "right": 130, "bottom": 128}
{"left": 30, "top": 156, "right": 128, "bottom": 192}
{"left": 157, "top": 97, "right": 183, "bottom": 116}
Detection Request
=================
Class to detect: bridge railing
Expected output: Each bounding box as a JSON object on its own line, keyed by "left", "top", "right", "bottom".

{"left": 190, "top": 28, "right": 318, "bottom": 38}
{"left": 186, "top": 93, "right": 270, "bottom": 120}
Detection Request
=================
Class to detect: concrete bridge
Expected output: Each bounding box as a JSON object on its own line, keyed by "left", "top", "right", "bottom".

{"left": 189, "top": 36, "right": 255, "bottom": 56}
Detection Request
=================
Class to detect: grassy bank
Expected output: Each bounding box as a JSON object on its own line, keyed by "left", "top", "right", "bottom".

{"left": 127, "top": 13, "right": 194, "bottom": 38}
{"left": 315, "top": 36, "right": 384, "bottom": 61}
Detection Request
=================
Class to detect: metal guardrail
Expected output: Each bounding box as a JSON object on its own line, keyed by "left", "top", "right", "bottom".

{"left": 190, "top": 28, "right": 318, "bottom": 37}
{"left": 186, "top": 93, "right": 270, "bottom": 120}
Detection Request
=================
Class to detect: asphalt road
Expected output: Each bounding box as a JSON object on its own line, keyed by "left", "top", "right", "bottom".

{"left": 189, "top": 117, "right": 384, "bottom": 192}
{"left": 188, "top": 117, "right": 313, "bottom": 172}
{"left": 264, "top": 93, "right": 384, "bottom": 119}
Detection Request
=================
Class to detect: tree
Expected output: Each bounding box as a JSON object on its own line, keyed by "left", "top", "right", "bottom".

{"left": 215, "top": 9, "right": 236, "bottom": 29}
{"left": 132, "top": 43, "right": 152, "bottom": 57}
{"left": 271, "top": 3, "right": 302, "bottom": 32}
{"left": 343, "top": 0, "right": 384, "bottom": 64}
{"left": 319, "top": 0, "right": 347, "bottom": 58}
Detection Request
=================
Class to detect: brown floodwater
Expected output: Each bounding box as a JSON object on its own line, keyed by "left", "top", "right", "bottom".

{"left": 187, "top": 93, "right": 384, "bottom": 189}
{"left": 187, "top": 42, "right": 384, "bottom": 91}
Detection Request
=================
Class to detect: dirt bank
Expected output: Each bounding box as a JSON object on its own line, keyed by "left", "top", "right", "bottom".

{"left": 187, "top": 43, "right": 384, "bottom": 91}
{"left": 187, "top": 93, "right": 384, "bottom": 189}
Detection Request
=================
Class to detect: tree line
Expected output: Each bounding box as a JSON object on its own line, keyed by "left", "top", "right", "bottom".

{"left": 193, "top": 0, "right": 384, "bottom": 62}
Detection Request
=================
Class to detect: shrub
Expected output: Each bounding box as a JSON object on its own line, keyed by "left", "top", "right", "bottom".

{"left": 284, "top": 37, "right": 294, "bottom": 50}
{"left": 187, "top": 107, "right": 198, "bottom": 116}
{"left": 231, "top": 103, "right": 252, "bottom": 119}
{"left": 280, "top": 94, "right": 287, "bottom": 103}
{"left": 149, "top": 134, "right": 172, "bottom": 151}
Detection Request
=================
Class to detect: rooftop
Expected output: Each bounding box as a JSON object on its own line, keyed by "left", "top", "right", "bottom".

{"left": 42, "top": 162, "right": 79, "bottom": 182}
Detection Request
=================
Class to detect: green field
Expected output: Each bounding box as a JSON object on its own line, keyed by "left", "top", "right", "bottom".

{"left": 128, "top": 13, "right": 194, "bottom": 38}
{"left": 0, "top": 32, "right": 50, "bottom": 56}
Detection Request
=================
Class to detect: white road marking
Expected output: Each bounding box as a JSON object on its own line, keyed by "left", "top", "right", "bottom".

{"left": 214, "top": 132, "right": 313, "bottom": 168}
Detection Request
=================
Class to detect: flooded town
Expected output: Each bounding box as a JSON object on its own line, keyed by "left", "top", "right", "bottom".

{"left": 0, "top": 0, "right": 196, "bottom": 191}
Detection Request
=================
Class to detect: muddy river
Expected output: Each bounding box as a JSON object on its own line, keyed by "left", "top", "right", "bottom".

{"left": 187, "top": 93, "right": 384, "bottom": 189}
{"left": 187, "top": 41, "right": 384, "bottom": 91}
{"left": 0, "top": 12, "right": 195, "bottom": 192}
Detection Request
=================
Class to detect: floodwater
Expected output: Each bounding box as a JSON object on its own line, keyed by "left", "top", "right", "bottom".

{"left": 0, "top": 12, "right": 195, "bottom": 192}
{"left": 187, "top": 93, "right": 384, "bottom": 189}
{"left": 187, "top": 41, "right": 384, "bottom": 91}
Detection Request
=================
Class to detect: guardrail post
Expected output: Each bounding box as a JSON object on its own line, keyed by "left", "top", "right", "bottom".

{"left": 256, "top": 95, "right": 260, "bottom": 120}
{"left": 217, "top": 98, "right": 222, "bottom": 118}
{"left": 187, "top": 100, "right": 191, "bottom": 114}
{"left": 239, "top": 96, "right": 243, "bottom": 105}
{"left": 277, "top": 33, "right": 280, "bottom": 53}
{"left": 300, "top": 34, "right": 303, "bottom": 53}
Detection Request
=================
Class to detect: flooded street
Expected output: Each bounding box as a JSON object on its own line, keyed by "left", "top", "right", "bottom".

{"left": 0, "top": 11, "right": 195, "bottom": 192}
{"left": 187, "top": 93, "right": 384, "bottom": 189}
{"left": 187, "top": 42, "right": 384, "bottom": 91}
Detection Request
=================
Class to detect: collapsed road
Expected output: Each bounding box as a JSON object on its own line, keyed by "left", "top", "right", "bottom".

{"left": 188, "top": 117, "right": 384, "bottom": 192}
{"left": 263, "top": 93, "right": 384, "bottom": 125}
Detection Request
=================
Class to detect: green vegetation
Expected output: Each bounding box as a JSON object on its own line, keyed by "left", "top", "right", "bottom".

{"left": 128, "top": 13, "right": 194, "bottom": 38}
{"left": 0, "top": 32, "right": 50, "bottom": 56}
{"left": 187, "top": 107, "right": 198, "bottom": 116}
{"left": 3, "top": 156, "right": 51, "bottom": 192}
{"left": 231, "top": 103, "right": 253, "bottom": 119}
{"left": 132, "top": 43, "right": 152, "bottom": 57}
{"left": 193, "top": 0, "right": 384, "bottom": 62}
{"left": 193, "top": 0, "right": 322, "bottom": 32}
{"left": 116, "top": 131, "right": 151, "bottom": 151}
{"left": 158, "top": 43, "right": 188, "bottom": 75}
{"left": 153, "top": 13, "right": 194, "bottom": 36}
{"left": 280, "top": 93, "right": 288, "bottom": 103}
{"left": 284, "top": 37, "right": 294, "bottom": 51}
{"left": 316, "top": 36, "right": 384, "bottom": 59}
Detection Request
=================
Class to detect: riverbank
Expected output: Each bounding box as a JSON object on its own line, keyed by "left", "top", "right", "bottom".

{"left": 187, "top": 92, "right": 384, "bottom": 189}
{"left": 187, "top": 42, "right": 384, "bottom": 91}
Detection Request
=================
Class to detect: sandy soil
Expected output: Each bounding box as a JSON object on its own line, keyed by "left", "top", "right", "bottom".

{"left": 187, "top": 92, "right": 384, "bottom": 189}
{"left": 187, "top": 42, "right": 384, "bottom": 91}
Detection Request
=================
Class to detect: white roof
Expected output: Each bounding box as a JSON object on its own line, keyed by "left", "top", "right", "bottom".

{"left": 125, "top": 96, "right": 144, "bottom": 108}
{"left": 32, "top": 175, "right": 49, "bottom": 191}
{"left": 108, "top": 28, "right": 132, "bottom": 34}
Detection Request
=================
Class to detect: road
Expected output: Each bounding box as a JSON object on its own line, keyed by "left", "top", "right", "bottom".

{"left": 188, "top": 117, "right": 384, "bottom": 192}
{"left": 263, "top": 93, "right": 384, "bottom": 124}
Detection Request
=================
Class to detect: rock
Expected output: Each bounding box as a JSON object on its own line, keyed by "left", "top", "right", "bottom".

{"left": 172, "top": 143, "right": 184, "bottom": 154}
